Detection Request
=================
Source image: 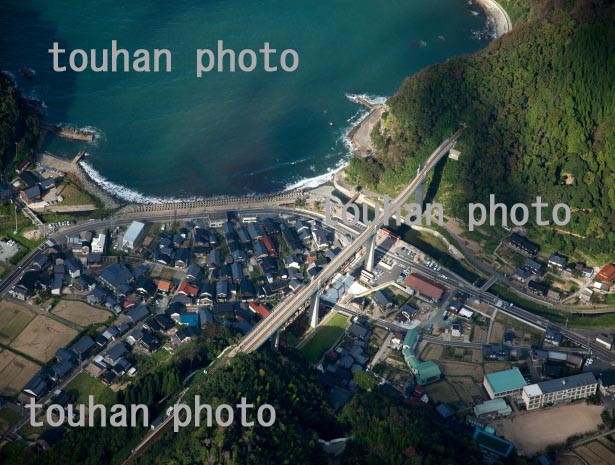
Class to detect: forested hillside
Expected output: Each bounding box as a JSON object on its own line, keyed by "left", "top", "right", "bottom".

{"left": 347, "top": 0, "right": 615, "bottom": 258}
{"left": 0, "top": 72, "right": 40, "bottom": 175}
{"left": 339, "top": 391, "right": 483, "bottom": 465}
{"left": 137, "top": 351, "right": 484, "bottom": 465}
{"left": 136, "top": 351, "right": 338, "bottom": 465}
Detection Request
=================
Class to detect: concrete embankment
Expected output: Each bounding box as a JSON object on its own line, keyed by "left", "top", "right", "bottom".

{"left": 41, "top": 124, "right": 95, "bottom": 142}
{"left": 114, "top": 191, "right": 303, "bottom": 218}
{"left": 37, "top": 152, "right": 119, "bottom": 209}
{"left": 474, "top": 0, "right": 512, "bottom": 37}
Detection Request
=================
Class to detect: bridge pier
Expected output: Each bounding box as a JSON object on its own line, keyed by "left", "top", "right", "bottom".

{"left": 364, "top": 233, "right": 377, "bottom": 273}
{"left": 414, "top": 165, "right": 427, "bottom": 207}
{"left": 270, "top": 330, "right": 280, "bottom": 350}
{"left": 309, "top": 292, "right": 320, "bottom": 329}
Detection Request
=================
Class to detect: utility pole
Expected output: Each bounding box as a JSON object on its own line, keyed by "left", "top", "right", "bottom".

{"left": 14, "top": 204, "right": 18, "bottom": 234}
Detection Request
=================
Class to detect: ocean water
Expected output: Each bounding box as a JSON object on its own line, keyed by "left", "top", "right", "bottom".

{"left": 0, "top": 0, "right": 491, "bottom": 201}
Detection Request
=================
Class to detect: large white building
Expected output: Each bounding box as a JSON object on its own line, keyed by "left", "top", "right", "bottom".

{"left": 122, "top": 221, "right": 146, "bottom": 249}
{"left": 522, "top": 372, "right": 597, "bottom": 410}
{"left": 91, "top": 233, "right": 106, "bottom": 254}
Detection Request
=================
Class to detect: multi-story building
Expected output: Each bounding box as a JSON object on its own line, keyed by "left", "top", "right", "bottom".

{"left": 483, "top": 368, "right": 527, "bottom": 400}
{"left": 522, "top": 372, "right": 597, "bottom": 410}
{"left": 91, "top": 233, "right": 106, "bottom": 254}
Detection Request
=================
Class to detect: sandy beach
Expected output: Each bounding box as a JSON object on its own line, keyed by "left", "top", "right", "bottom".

{"left": 348, "top": 106, "right": 385, "bottom": 158}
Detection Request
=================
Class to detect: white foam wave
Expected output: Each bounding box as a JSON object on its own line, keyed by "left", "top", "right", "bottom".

{"left": 79, "top": 93, "right": 387, "bottom": 202}
{"left": 79, "top": 159, "right": 277, "bottom": 203}
{"left": 345, "top": 92, "right": 388, "bottom": 106}
{"left": 52, "top": 123, "right": 105, "bottom": 143}
{"left": 284, "top": 103, "right": 375, "bottom": 192}
{"left": 284, "top": 159, "right": 346, "bottom": 191}
{"left": 24, "top": 89, "right": 47, "bottom": 108}
{"left": 336, "top": 106, "right": 371, "bottom": 158}
{"left": 79, "top": 160, "right": 201, "bottom": 204}
{"left": 1, "top": 70, "right": 16, "bottom": 83}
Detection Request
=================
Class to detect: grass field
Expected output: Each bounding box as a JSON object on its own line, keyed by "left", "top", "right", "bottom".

{"left": 300, "top": 312, "right": 349, "bottom": 364}
{"left": 10, "top": 315, "right": 78, "bottom": 363}
{"left": 52, "top": 300, "right": 112, "bottom": 327}
{"left": 0, "top": 349, "right": 40, "bottom": 396}
{"left": 0, "top": 406, "right": 21, "bottom": 434}
{"left": 0, "top": 301, "right": 34, "bottom": 344}
{"left": 55, "top": 178, "right": 98, "bottom": 207}
{"left": 65, "top": 372, "right": 116, "bottom": 405}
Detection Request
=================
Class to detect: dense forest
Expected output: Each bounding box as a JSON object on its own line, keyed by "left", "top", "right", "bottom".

{"left": 339, "top": 391, "right": 483, "bottom": 465}
{"left": 136, "top": 351, "right": 337, "bottom": 465}
{"left": 0, "top": 72, "right": 40, "bottom": 176}
{"left": 347, "top": 0, "right": 615, "bottom": 258}
{"left": 136, "top": 350, "right": 485, "bottom": 465}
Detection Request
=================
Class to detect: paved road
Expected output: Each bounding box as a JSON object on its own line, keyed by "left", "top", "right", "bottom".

{"left": 235, "top": 129, "right": 464, "bottom": 354}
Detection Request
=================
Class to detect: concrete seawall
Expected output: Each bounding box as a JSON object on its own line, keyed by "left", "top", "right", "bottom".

{"left": 38, "top": 152, "right": 119, "bottom": 209}
{"left": 474, "top": 0, "right": 512, "bottom": 37}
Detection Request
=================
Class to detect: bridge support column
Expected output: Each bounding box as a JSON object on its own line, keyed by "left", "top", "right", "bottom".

{"left": 364, "top": 233, "right": 377, "bottom": 273}
{"left": 270, "top": 330, "right": 280, "bottom": 350}
{"left": 414, "top": 165, "right": 427, "bottom": 206}
{"left": 309, "top": 292, "right": 320, "bottom": 329}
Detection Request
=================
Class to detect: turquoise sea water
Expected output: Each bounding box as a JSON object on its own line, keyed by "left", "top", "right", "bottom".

{"left": 0, "top": 0, "right": 491, "bottom": 201}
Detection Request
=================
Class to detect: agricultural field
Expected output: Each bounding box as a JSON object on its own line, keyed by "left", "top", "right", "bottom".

{"left": 52, "top": 300, "right": 112, "bottom": 327}
{"left": 420, "top": 343, "right": 515, "bottom": 408}
{"left": 0, "top": 301, "right": 34, "bottom": 344}
{"left": 424, "top": 359, "right": 486, "bottom": 408}
{"left": 0, "top": 349, "right": 40, "bottom": 396}
{"left": 488, "top": 320, "right": 505, "bottom": 344}
{"left": 10, "top": 315, "right": 78, "bottom": 362}
{"left": 573, "top": 436, "right": 615, "bottom": 465}
{"left": 0, "top": 406, "right": 21, "bottom": 435}
{"left": 493, "top": 313, "right": 543, "bottom": 347}
{"left": 470, "top": 318, "right": 489, "bottom": 343}
{"left": 300, "top": 312, "right": 349, "bottom": 364}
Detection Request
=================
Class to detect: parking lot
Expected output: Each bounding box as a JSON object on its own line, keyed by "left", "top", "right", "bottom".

{"left": 47, "top": 220, "right": 77, "bottom": 232}
{"left": 0, "top": 239, "right": 20, "bottom": 262}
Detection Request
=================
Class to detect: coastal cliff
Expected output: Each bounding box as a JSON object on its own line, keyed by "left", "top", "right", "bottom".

{"left": 0, "top": 72, "right": 40, "bottom": 176}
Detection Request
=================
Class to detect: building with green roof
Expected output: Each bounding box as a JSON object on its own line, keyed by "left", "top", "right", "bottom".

{"left": 473, "top": 398, "right": 512, "bottom": 417}
{"left": 473, "top": 428, "right": 514, "bottom": 457}
{"left": 483, "top": 367, "right": 527, "bottom": 399}
{"left": 402, "top": 329, "right": 419, "bottom": 352}
{"left": 402, "top": 330, "right": 441, "bottom": 385}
